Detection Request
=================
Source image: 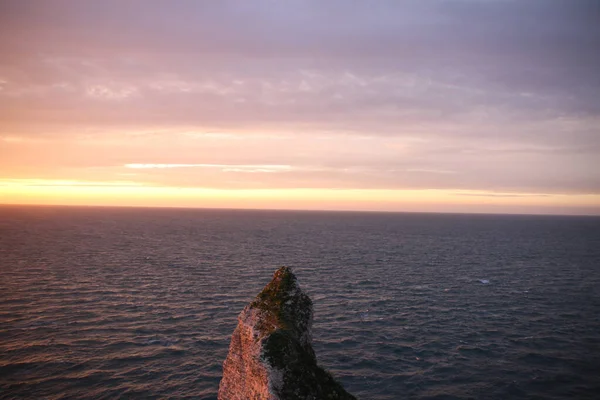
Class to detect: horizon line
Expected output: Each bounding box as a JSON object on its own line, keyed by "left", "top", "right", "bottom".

{"left": 1, "top": 202, "right": 599, "bottom": 218}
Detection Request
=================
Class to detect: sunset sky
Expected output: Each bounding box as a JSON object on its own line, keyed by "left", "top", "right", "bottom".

{"left": 1, "top": 0, "right": 599, "bottom": 214}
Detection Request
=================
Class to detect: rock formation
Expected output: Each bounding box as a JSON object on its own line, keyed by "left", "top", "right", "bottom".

{"left": 218, "top": 267, "right": 356, "bottom": 400}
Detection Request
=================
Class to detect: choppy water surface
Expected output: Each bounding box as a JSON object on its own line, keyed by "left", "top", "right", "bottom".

{"left": 1, "top": 206, "right": 600, "bottom": 399}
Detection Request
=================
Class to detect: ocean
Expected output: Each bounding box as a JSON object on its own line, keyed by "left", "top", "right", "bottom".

{"left": 1, "top": 205, "right": 599, "bottom": 399}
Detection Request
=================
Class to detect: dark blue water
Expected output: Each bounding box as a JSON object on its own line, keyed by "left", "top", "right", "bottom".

{"left": 1, "top": 205, "right": 599, "bottom": 399}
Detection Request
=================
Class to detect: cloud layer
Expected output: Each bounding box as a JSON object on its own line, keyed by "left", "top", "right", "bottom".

{"left": 1, "top": 0, "right": 599, "bottom": 206}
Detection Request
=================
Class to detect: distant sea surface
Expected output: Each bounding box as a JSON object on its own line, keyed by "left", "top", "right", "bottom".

{"left": 1, "top": 205, "right": 600, "bottom": 399}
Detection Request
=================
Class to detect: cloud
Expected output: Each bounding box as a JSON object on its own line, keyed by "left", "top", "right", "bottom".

{"left": 0, "top": 0, "right": 598, "bottom": 199}
{"left": 124, "top": 163, "right": 293, "bottom": 173}
{"left": 0, "top": 178, "right": 144, "bottom": 187}
{"left": 2, "top": 0, "right": 599, "bottom": 131}
{"left": 456, "top": 192, "right": 552, "bottom": 198}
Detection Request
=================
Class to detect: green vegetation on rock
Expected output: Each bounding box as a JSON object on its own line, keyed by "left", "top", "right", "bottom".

{"left": 252, "top": 267, "right": 357, "bottom": 400}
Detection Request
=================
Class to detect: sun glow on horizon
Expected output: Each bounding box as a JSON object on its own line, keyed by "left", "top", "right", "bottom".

{"left": 1, "top": 178, "right": 599, "bottom": 216}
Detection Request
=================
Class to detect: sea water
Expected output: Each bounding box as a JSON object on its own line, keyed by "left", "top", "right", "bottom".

{"left": 1, "top": 206, "right": 599, "bottom": 399}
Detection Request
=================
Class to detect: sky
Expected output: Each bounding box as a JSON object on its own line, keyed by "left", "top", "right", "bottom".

{"left": 1, "top": 0, "right": 599, "bottom": 215}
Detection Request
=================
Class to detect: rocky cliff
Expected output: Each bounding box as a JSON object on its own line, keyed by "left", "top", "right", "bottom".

{"left": 218, "top": 267, "right": 356, "bottom": 400}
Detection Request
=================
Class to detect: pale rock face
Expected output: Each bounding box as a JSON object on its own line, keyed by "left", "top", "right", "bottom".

{"left": 218, "top": 267, "right": 356, "bottom": 400}
{"left": 218, "top": 311, "right": 271, "bottom": 399}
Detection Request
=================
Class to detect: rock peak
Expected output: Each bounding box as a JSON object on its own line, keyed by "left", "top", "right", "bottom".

{"left": 218, "top": 267, "right": 356, "bottom": 400}
{"left": 250, "top": 267, "right": 311, "bottom": 339}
